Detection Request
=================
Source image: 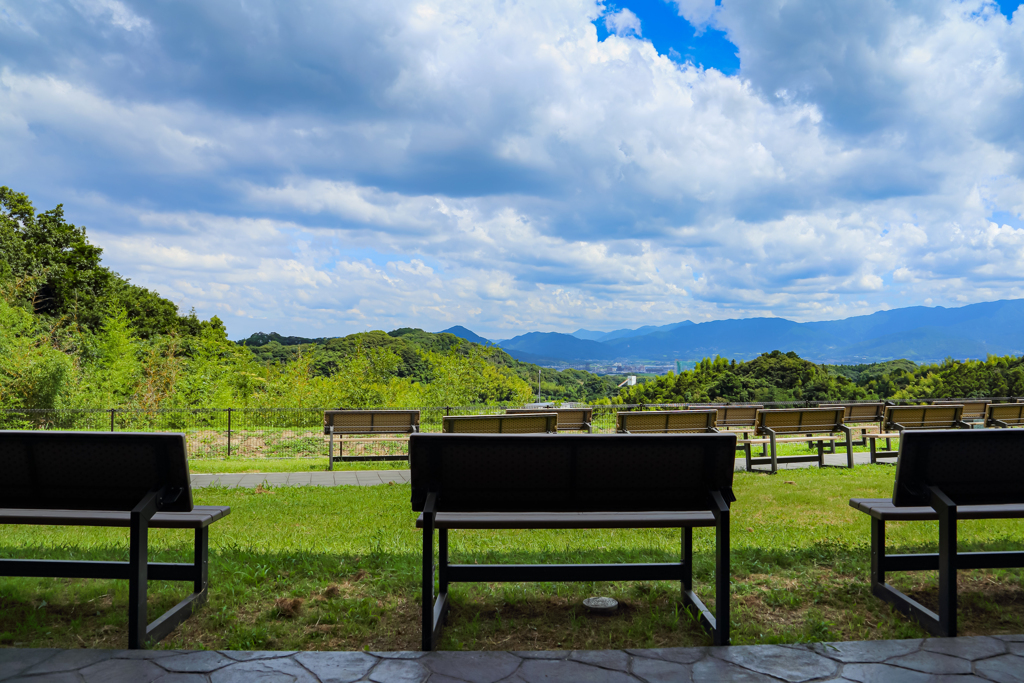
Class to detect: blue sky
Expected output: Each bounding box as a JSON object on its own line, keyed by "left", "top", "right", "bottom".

{"left": 2, "top": 0, "right": 1024, "bottom": 340}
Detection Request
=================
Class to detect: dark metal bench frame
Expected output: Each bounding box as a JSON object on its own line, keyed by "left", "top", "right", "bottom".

{"left": 615, "top": 409, "right": 718, "bottom": 434}
{"left": 819, "top": 402, "right": 885, "bottom": 450}
{"left": 985, "top": 402, "right": 1024, "bottom": 428}
{"left": 747, "top": 408, "right": 853, "bottom": 474}
{"left": 850, "top": 429, "right": 1024, "bottom": 637}
{"left": 505, "top": 407, "right": 594, "bottom": 432}
{"left": 0, "top": 431, "right": 230, "bottom": 649}
{"left": 441, "top": 413, "right": 557, "bottom": 433}
{"left": 866, "top": 405, "right": 969, "bottom": 462}
{"left": 323, "top": 409, "right": 420, "bottom": 467}
{"left": 411, "top": 432, "right": 736, "bottom": 650}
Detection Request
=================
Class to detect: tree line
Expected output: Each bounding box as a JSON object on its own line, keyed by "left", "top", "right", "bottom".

{"left": 0, "top": 188, "right": 620, "bottom": 420}
{"left": 613, "top": 351, "right": 1024, "bottom": 405}
{"left": 5, "top": 187, "right": 1023, "bottom": 421}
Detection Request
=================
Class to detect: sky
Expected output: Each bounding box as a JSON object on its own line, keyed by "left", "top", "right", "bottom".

{"left": 2, "top": 0, "right": 1024, "bottom": 341}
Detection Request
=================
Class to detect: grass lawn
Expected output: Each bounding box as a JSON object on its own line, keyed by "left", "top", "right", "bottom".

{"left": 184, "top": 438, "right": 887, "bottom": 474}
{"left": 2, "top": 464, "right": 1022, "bottom": 652}
{"left": 187, "top": 457, "right": 405, "bottom": 473}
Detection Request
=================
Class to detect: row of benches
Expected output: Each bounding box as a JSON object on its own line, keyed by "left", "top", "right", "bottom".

{"left": 324, "top": 403, "right": 1024, "bottom": 474}
{"left": 3, "top": 427, "right": 1024, "bottom": 650}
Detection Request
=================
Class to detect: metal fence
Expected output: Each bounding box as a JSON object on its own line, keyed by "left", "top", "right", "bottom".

{"left": 2, "top": 397, "right": 1018, "bottom": 462}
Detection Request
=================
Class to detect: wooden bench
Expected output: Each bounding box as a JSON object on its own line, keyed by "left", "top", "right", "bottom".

{"left": 615, "top": 409, "right": 718, "bottom": 433}
{"left": 506, "top": 407, "right": 593, "bottom": 432}
{"left": 441, "top": 413, "right": 557, "bottom": 433}
{"left": 850, "top": 429, "right": 1024, "bottom": 637}
{"left": 0, "top": 431, "right": 230, "bottom": 649}
{"left": 820, "top": 402, "right": 885, "bottom": 449}
{"left": 933, "top": 399, "right": 990, "bottom": 422}
{"left": 746, "top": 408, "right": 853, "bottom": 473}
{"left": 323, "top": 409, "right": 420, "bottom": 468}
{"left": 985, "top": 402, "right": 1024, "bottom": 428}
{"left": 411, "top": 432, "right": 737, "bottom": 650}
{"left": 865, "top": 405, "right": 969, "bottom": 463}
{"left": 699, "top": 404, "right": 765, "bottom": 457}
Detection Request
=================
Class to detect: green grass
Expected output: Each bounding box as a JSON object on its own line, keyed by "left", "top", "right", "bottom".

{"left": 2, "top": 464, "right": 1021, "bottom": 652}
{"left": 187, "top": 458, "right": 407, "bottom": 473}
{"left": 183, "top": 437, "right": 887, "bottom": 474}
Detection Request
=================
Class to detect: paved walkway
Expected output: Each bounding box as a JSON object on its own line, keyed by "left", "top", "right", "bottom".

{"left": 2, "top": 636, "right": 1022, "bottom": 681}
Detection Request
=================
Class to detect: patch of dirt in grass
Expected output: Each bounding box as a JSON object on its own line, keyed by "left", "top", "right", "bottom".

{"left": 894, "top": 572, "right": 1024, "bottom": 636}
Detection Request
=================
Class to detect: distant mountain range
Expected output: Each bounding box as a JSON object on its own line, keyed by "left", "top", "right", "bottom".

{"left": 440, "top": 298, "right": 1024, "bottom": 365}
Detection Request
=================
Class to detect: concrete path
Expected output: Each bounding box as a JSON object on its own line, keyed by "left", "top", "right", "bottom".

{"left": 3, "top": 635, "right": 1022, "bottom": 682}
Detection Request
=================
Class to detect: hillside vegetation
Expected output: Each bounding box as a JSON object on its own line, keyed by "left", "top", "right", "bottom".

{"left": 0, "top": 188, "right": 622, "bottom": 416}
{"left": 4, "top": 187, "right": 1024, "bottom": 416}
{"left": 616, "top": 351, "right": 1024, "bottom": 404}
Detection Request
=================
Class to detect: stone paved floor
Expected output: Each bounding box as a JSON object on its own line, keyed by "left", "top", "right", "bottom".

{"left": 2, "top": 636, "right": 1022, "bottom": 682}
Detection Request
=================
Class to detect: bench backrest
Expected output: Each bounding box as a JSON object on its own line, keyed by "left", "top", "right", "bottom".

{"left": 893, "top": 429, "right": 1024, "bottom": 506}
{"left": 755, "top": 407, "right": 845, "bottom": 435}
{"left": 884, "top": 405, "right": 963, "bottom": 431}
{"left": 505, "top": 407, "right": 593, "bottom": 431}
{"left": 708, "top": 405, "right": 763, "bottom": 429}
{"left": 323, "top": 410, "right": 420, "bottom": 435}
{"left": 820, "top": 403, "right": 884, "bottom": 423}
{"left": 616, "top": 410, "right": 717, "bottom": 433}
{"left": 986, "top": 403, "right": 1024, "bottom": 428}
{"left": 442, "top": 414, "right": 557, "bottom": 434}
{"left": 410, "top": 433, "right": 737, "bottom": 512}
{"left": 933, "top": 399, "right": 989, "bottom": 420}
{"left": 0, "top": 431, "right": 193, "bottom": 512}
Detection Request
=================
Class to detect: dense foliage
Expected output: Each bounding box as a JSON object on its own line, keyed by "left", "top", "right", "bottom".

{"left": 616, "top": 351, "right": 1024, "bottom": 404}
{"left": 5, "top": 188, "right": 1024, "bottom": 419}
{"left": 1, "top": 190, "right": 627, "bottom": 417}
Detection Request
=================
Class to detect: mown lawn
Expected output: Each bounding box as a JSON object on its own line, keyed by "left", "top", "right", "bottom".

{"left": 185, "top": 438, "right": 891, "bottom": 474}
{"left": 2, "top": 464, "right": 1022, "bottom": 652}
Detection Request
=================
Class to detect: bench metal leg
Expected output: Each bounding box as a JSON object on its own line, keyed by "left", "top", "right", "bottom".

{"left": 868, "top": 490, "right": 960, "bottom": 638}
{"left": 439, "top": 529, "right": 449, "bottom": 597}
{"left": 713, "top": 491, "right": 730, "bottom": 645}
{"left": 681, "top": 527, "right": 692, "bottom": 596}
{"left": 421, "top": 495, "right": 448, "bottom": 651}
{"left": 128, "top": 491, "right": 158, "bottom": 649}
{"left": 935, "top": 489, "right": 958, "bottom": 637}
{"left": 328, "top": 430, "right": 334, "bottom": 471}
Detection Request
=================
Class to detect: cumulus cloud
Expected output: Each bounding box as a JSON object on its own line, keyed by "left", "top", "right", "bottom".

{"left": 2, "top": 0, "right": 1024, "bottom": 338}
{"left": 604, "top": 8, "right": 642, "bottom": 37}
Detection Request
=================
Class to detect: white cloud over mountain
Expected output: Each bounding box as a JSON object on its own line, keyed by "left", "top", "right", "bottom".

{"left": 1, "top": 0, "right": 1023, "bottom": 338}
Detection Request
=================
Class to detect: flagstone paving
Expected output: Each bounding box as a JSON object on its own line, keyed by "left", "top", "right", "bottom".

{"left": 2, "top": 635, "right": 1022, "bottom": 682}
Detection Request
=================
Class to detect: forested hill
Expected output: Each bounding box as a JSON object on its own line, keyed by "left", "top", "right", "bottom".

{"left": 238, "top": 328, "right": 626, "bottom": 403}
{"left": 0, "top": 186, "right": 217, "bottom": 339}
{"left": 5, "top": 187, "right": 1023, "bottom": 414}
{"left": 616, "top": 352, "right": 1024, "bottom": 404}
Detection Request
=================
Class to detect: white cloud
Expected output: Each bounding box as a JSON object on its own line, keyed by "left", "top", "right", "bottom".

{"left": 3, "top": 0, "right": 1024, "bottom": 338}
{"left": 669, "top": 0, "right": 719, "bottom": 32}
{"left": 69, "top": 0, "right": 150, "bottom": 31}
{"left": 604, "top": 8, "right": 641, "bottom": 37}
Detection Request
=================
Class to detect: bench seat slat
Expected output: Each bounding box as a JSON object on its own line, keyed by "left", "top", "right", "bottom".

{"left": 0, "top": 506, "right": 231, "bottom": 529}
{"left": 850, "top": 498, "right": 1024, "bottom": 521}
{"left": 417, "top": 510, "right": 717, "bottom": 530}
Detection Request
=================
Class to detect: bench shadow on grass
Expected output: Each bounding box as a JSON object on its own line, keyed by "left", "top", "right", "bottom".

{"left": 1, "top": 540, "right": 1022, "bottom": 651}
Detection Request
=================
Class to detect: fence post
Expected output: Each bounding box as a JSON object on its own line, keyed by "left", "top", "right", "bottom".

{"left": 110, "top": 408, "right": 116, "bottom": 432}
{"left": 445, "top": 406, "right": 451, "bottom": 416}
{"left": 227, "top": 408, "right": 232, "bottom": 458}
